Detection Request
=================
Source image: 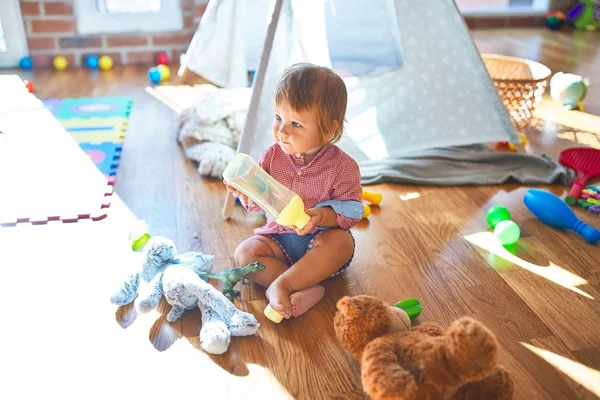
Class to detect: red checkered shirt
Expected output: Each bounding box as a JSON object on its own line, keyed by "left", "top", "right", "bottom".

{"left": 245, "top": 143, "right": 363, "bottom": 235}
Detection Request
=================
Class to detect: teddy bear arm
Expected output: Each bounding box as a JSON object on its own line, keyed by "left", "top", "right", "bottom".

{"left": 452, "top": 366, "right": 514, "bottom": 400}
{"left": 411, "top": 322, "right": 445, "bottom": 337}
{"left": 361, "top": 338, "right": 419, "bottom": 400}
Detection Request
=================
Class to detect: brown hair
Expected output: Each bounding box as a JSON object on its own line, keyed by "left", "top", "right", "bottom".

{"left": 275, "top": 63, "right": 347, "bottom": 145}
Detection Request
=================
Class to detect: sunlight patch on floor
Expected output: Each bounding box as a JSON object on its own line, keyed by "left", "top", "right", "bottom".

{"left": 522, "top": 343, "right": 600, "bottom": 397}
{"left": 464, "top": 231, "right": 593, "bottom": 299}
{"left": 399, "top": 192, "right": 421, "bottom": 201}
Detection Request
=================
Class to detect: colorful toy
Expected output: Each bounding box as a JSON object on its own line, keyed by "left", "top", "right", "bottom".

{"left": 23, "top": 80, "right": 34, "bottom": 94}
{"left": 53, "top": 56, "right": 68, "bottom": 71}
{"left": 575, "top": 185, "right": 600, "bottom": 213}
{"left": 128, "top": 220, "right": 151, "bottom": 251}
{"left": 334, "top": 295, "right": 514, "bottom": 400}
{"left": 110, "top": 236, "right": 260, "bottom": 354}
{"left": 157, "top": 64, "right": 171, "bottom": 82}
{"left": 156, "top": 52, "right": 169, "bottom": 65}
{"left": 494, "top": 220, "right": 521, "bottom": 245}
{"left": 394, "top": 297, "right": 423, "bottom": 321}
{"left": 148, "top": 67, "right": 161, "bottom": 84}
{"left": 559, "top": 147, "right": 600, "bottom": 205}
{"left": 362, "top": 189, "right": 382, "bottom": 205}
{"left": 524, "top": 188, "right": 600, "bottom": 245}
{"left": 546, "top": 11, "right": 567, "bottom": 30}
{"left": 550, "top": 72, "right": 589, "bottom": 111}
{"left": 196, "top": 262, "right": 265, "bottom": 301}
{"left": 568, "top": 0, "right": 600, "bottom": 31}
{"left": 486, "top": 205, "right": 511, "bottom": 229}
{"left": 223, "top": 153, "right": 310, "bottom": 229}
{"left": 99, "top": 55, "right": 114, "bottom": 71}
{"left": 498, "top": 132, "right": 528, "bottom": 151}
{"left": 85, "top": 55, "right": 99, "bottom": 69}
{"left": 19, "top": 56, "right": 33, "bottom": 70}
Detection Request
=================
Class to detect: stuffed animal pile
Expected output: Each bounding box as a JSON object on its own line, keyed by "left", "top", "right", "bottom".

{"left": 333, "top": 295, "right": 514, "bottom": 400}
{"left": 110, "top": 236, "right": 260, "bottom": 354}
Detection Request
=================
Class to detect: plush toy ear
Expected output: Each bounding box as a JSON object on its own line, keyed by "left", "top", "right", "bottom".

{"left": 335, "top": 296, "right": 355, "bottom": 315}
{"left": 336, "top": 295, "right": 389, "bottom": 319}
{"left": 141, "top": 237, "right": 177, "bottom": 281}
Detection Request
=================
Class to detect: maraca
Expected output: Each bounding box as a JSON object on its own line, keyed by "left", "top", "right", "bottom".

{"left": 523, "top": 188, "right": 600, "bottom": 245}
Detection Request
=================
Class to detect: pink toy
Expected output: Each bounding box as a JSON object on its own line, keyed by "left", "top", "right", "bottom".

{"left": 559, "top": 148, "right": 600, "bottom": 205}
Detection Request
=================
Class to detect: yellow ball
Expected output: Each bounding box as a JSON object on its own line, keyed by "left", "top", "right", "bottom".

{"left": 53, "top": 56, "right": 68, "bottom": 71}
{"left": 99, "top": 55, "right": 114, "bottom": 71}
{"left": 363, "top": 204, "right": 371, "bottom": 218}
{"left": 157, "top": 64, "right": 170, "bottom": 82}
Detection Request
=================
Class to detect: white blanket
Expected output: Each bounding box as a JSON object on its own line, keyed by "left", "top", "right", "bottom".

{"left": 176, "top": 88, "right": 251, "bottom": 178}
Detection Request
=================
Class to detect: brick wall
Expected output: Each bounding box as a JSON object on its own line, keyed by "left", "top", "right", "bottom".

{"left": 19, "top": 0, "right": 207, "bottom": 68}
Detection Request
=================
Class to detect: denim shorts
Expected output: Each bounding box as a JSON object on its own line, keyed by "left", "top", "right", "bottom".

{"left": 266, "top": 229, "right": 355, "bottom": 277}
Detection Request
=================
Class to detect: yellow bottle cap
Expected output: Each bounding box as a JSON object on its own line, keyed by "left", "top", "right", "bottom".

{"left": 276, "top": 195, "right": 310, "bottom": 229}
{"left": 264, "top": 304, "right": 283, "bottom": 323}
{"left": 295, "top": 212, "right": 311, "bottom": 229}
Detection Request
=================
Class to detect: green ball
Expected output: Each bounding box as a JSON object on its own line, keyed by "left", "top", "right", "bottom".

{"left": 494, "top": 220, "right": 520, "bottom": 245}
{"left": 487, "top": 205, "right": 511, "bottom": 228}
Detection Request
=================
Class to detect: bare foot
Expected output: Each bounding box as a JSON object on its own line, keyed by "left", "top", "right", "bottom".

{"left": 265, "top": 279, "right": 293, "bottom": 319}
{"left": 290, "top": 285, "right": 325, "bottom": 318}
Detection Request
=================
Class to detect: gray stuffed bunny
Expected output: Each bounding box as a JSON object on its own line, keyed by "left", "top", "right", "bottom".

{"left": 110, "top": 236, "right": 260, "bottom": 354}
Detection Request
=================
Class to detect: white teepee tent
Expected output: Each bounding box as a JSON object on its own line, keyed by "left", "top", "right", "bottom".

{"left": 179, "top": 0, "right": 521, "bottom": 217}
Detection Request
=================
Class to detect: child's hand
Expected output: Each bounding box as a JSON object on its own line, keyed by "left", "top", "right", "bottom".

{"left": 296, "top": 208, "right": 328, "bottom": 235}
{"left": 223, "top": 179, "right": 252, "bottom": 207}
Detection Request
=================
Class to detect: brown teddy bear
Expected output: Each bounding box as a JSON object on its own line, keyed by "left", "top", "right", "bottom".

{"left": 334, "top": 295, "right": 514, "bottom": 400}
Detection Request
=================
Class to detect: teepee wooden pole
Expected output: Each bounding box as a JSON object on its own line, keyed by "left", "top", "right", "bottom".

{"left": 223, "top": 0, "right": 285, "bottom": 219}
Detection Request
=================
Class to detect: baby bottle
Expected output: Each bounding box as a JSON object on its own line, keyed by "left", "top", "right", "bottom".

{"left": 223, "top": 153, "right": 310, "bottom": 229}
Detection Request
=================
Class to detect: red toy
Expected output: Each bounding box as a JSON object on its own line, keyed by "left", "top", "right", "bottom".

{"left": 24, "top": 80, "right": 34, "bottom": 94}
{"left": 156, "top": 53, "right": 169, "bottom": 66}
{"left": 559, "top": 147, "right": 600, "bottom": 205}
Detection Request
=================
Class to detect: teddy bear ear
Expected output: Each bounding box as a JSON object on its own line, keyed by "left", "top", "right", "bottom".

{"left": 336, "top": 295, "right": 382, "bottom": 318}
{"left": 336, "top": 296, "right": 353, "bottom": 314}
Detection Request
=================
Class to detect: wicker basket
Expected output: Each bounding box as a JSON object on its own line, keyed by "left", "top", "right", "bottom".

{"left": 482, "top": 54, "right": 551, "bottom": 131}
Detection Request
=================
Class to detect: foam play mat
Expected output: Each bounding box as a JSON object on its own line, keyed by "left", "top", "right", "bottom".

{"left": 43, "top": 97, "right": 133, "bottom": 184}
{"left": 43, "top": 97, "right": 133, "bottom": 119}
{"left": 0, "top": 82, "right": 133, "bottom": 226}
{"left": 0, "top": 108, "right": 112, "bottom": 226}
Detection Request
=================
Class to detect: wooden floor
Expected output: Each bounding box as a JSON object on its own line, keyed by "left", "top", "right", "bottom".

{"left": 1, "top": 28, "right": 600, "bottom": 399}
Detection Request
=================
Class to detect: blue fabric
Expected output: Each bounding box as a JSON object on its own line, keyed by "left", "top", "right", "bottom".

{"left": 315, "top": 200, "right": 364, "bottom": 219}
{"left": 267, "top": 230, "right": 356, "bottom": 276}
{"left": 269, "top": 232, "right": 318, "bottom": 263}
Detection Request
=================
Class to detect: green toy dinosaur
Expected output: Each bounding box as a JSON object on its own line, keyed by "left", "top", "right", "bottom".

{"left": 198, "top": 261, "right": 265, "bottom": 300}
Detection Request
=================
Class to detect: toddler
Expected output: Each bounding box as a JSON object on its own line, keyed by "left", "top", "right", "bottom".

{"left": 225, "top": 63, "right": 364, "bottom": 320}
